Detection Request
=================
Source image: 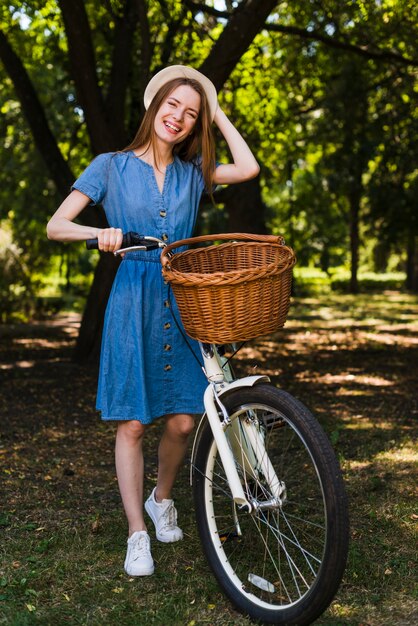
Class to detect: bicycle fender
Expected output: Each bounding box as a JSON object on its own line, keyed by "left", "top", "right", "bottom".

{"left": 217, "top": 375, "right": 270, "bottom": 396}
{"left": 189, "top": 375, "right": 270, "bottom": 486}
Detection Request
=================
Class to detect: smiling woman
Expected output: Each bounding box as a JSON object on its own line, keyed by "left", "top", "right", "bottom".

{"left": 130, "top": 83, "right": 204, "bottom": 193}
{"left": 45, "top": 64, "right": 259, "bottom": 579}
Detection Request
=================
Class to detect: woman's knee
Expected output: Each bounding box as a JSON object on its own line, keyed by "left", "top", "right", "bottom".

{"left": 165, "top": 413, "right": 195, "bottom": 439}
{"left": 117, "top": 420, "right": 147, "bottom": 441}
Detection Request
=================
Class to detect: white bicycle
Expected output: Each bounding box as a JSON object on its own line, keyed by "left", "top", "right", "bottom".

{"left": 87, "top": 232, "right": 349, "bottom": 625}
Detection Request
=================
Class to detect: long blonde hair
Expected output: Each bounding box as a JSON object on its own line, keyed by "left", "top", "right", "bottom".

{"left": 124, "top": 77, "right": 216, "bottom": 193}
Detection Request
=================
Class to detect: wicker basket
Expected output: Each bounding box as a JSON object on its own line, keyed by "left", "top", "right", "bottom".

{"left": 161, "top": 233, "right": 296, "bottom": 344}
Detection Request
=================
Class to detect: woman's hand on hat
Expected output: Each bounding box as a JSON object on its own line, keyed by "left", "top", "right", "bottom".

{"left": 97, "top": 227, "right": 123, "bottom": 253}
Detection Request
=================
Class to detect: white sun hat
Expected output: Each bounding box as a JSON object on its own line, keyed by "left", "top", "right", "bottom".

{"left": 144, "top": 65, "right": 218, "bottom": 121}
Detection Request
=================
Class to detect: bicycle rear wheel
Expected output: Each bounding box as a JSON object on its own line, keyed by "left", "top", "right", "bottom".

{"left": 192, "top": 384, "right": 349, "bottom": 625}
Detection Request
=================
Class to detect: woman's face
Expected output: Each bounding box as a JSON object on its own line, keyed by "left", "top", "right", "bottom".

{"left": 154, "top": 84, "right": 201, "bottom": 147}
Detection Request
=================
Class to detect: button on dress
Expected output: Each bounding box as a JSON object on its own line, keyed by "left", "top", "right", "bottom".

{"left": 72, "top": 151, "right": 208, "bottom": 423}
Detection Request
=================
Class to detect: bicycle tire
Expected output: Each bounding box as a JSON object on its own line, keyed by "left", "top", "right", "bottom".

{"left": 193, "top": 384, "right": 349, "bottom": 625}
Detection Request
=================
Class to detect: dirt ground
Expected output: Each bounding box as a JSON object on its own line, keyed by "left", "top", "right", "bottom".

{"left": 1, "top": 294, "right": 417, "bottom": 625}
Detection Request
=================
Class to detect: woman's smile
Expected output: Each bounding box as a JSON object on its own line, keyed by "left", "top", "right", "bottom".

{"left": 155, "top": 84, "right": 201, "bottom": 144}
{"left": 164, "top": 120, "right": 181, "bottom": 133}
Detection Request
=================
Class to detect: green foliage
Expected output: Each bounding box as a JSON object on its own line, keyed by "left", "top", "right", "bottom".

{"left": 330, "top": 270, "right": 406, "bottom": 293}
{"left": 0, "top": 0, "right": 417, "bottom": 319}
{"left": 293, "top": 266, "right": 406, "bottom": 296}
{"left": 212, "top": 1, "right": 417, "bottom": 285}
{"left": 0, "top": 222, "right": 36, "bottom": 322}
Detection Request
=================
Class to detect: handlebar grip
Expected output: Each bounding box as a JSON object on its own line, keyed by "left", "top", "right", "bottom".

{"left": 86, "top": 238, "right": 99, "bottom": 250}
{"left": 85, "top": 232, "right": 144, "bottom": 251}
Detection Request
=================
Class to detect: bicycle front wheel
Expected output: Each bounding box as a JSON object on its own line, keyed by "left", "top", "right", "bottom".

{"left": 193, "top": 384, "right": 349, "bottom": 625}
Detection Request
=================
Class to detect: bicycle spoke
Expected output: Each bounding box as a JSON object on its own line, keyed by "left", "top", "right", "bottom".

{"left": 256, "top": 510, "right": 322, "bottom": 577}
{"left": 247, "top": 511, "right": 294, "bottom": 603}
{"left": 193, "top": 388, "right": 349, "bottom": 623}
{"left": 256, "top": 510, "right": 311, "bottom": 596}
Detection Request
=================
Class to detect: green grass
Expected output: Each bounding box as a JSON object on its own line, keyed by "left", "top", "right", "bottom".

{"left": 293, "top": 267, "right": 407, "bottom": 295}
{"left": 1, "top": 292, "right": 417, "bottom": 625}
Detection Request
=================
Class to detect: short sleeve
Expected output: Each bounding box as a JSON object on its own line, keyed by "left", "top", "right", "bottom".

{"left": 71, "top": 153, "right": 112, "bottom": 205}
{"left": 193, "top": 156, "right": 219, "bottom": 195}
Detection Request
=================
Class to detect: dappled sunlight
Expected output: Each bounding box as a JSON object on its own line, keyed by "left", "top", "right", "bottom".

{"left": 0, "top": 357, "right": 66, "bottom": 370}
{"left": 0, "top": 316, "right": 79, "bottom": 373}
{"left": 326, "top": 601, "right": 353, "bottom": 619}
{"left": 0, "top": 294, "right": 416, "bottom": 626}
{"left": 365, "top": 331, "right": 418, "bottom": 346}
{"left": 374, "top": 446, "right": 417, "bottom": 465}
{"left": 377, "top": 322, "right": 418, "bottom": 333}
{"left": 343, "top": 418, "right": 407, "bottom": 431}
{"left": 236, "top": 345, "right": 266, "bottom": 361}
{"left": 13, "top": 337, "right": 71, "bottom": 349}
{"left": 295, "top": 371, "right": 395, "bottom": 387}
{"left": 344, "top": 459, "right": 372, "bottom": 470}
{"left": 0, "top": 360, "right": 35, "bottom": 370}
{"left": 39, "top": 426, "right": 68, "bottom": 442}
{"left": 327, "top": 597, "right": 418, "bottom": 626}
{"left": 344, "top": 421, "right": 375, "bottom": 430}
{"left": 274, "top": 325, "right": 416, "bottom": 352}
{"left": 47, "top": 314, "right": 80, "bottom": 337}
{"left": 287, "top": 293, "right": 418, "bottom": 334}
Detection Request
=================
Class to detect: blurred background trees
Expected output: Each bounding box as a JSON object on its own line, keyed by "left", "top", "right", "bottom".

{"left": 1, "top": 0, "right": 417, "bottom": 358}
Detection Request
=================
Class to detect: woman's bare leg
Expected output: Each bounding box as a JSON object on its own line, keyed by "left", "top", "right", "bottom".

{"left": 154, "top": 413, "right": 194, "bottom": 502}
{"left": 115, "top": 420, "right": 147, "bottom": 536}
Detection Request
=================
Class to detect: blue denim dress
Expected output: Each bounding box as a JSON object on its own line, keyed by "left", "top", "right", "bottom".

{"left": 72, "top": 151, "right": 208, "bottom": 423}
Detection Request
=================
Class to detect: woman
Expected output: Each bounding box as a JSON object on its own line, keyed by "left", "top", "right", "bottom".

{"left": 47, "top": 65, "right": 259, "bottom": 576}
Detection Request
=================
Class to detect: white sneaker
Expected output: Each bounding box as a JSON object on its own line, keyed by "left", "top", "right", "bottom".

{"left": 124, "top": 531, "right": 154, "bottom": 576}
{"left": 145, "top": 488, "right": 184, "bottom": 543}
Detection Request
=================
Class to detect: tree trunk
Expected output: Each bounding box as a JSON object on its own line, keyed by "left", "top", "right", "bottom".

{"left": 200, "top": 0, "right": 278, "bottom": 90}
{"left": 406, "top": 233, "right": 418, "bottom": 292}
{"left": 0, "top": 31, "right": 72, "bottom": 198}
{"left": 74, "top": 253, "right": 121, "bottom": 362}
{"left": 0, "top": 28, "right": 105, "bottom": 227}
{"left": 2, "top": 1, "right": 279, "bottom": 362}
{"left": 224, "top": 177, "right": 267, "bottom": 233}
{"left": 58, "top": 0, "right": 122, "bottom": 153}
{"left": 349, "top": 191, "right": 360, "bottom": 293}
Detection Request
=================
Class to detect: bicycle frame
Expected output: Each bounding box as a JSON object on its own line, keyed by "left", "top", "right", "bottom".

{"left": 93, "top": 234, "right": 349, "bottom": 623}
{"left": 113, "top": 237, "right": 278, "bottom": 511}
{"left": 191, "top": 342, "right": 271, "bottom": 511}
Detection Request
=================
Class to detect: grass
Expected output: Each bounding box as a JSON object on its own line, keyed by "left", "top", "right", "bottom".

{"left": 292, "top": 267, "right": 407, "bottom": 295}
{"left": 1, "top": 292, "right": 417, "bottom": 625}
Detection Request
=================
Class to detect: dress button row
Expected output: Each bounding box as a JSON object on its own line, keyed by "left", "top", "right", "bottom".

{"left": 164, "top": 364, "right": 172, "bottom": 371}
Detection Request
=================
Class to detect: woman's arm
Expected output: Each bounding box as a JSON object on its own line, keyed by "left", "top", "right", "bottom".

{"left": 46, "top": 190, "right": 123, "bottom": 252}
{"left": 212, "top": 106, "right": 260, "bottom": 185}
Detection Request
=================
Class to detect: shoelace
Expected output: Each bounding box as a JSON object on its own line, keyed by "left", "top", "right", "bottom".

{"left": 131, "top": 535, "right": 150, "bottom": 560}
{"left": 161, "top": 502, "right": 177, "bottom": 531}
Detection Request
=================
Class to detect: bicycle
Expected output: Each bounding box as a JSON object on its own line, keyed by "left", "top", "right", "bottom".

{"left": 87, "top": 231, "right": 349, "bottom": 626}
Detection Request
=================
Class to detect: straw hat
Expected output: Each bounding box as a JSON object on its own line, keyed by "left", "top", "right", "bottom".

{"left": 144, "top": 65, "right": 218, "bottom": 121}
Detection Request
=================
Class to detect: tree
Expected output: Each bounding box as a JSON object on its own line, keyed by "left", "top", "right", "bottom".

{"left": 1, "top": 0, "right": 277, "bottom": 360}
{"left": 1, "top": 1, "right": 417, "bottom": 359}
{"left": 255, "top": 0, "right": 418, "bottom": 291}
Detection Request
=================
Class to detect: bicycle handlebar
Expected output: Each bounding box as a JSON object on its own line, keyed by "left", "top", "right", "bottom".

{"left": 86, "top": 231, "right": 163, "bottom": 252}
{"left": 86, "top": 231, "right": 287, "bottom": 259}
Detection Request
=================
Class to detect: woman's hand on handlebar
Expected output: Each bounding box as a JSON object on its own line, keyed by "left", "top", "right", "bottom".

{"left": 97, "top": 227, "right": 123, "bottom": 253}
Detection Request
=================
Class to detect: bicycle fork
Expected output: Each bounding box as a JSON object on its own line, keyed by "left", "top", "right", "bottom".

{"left": 197, "top": 344, "right": 285, "bottom": 512}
